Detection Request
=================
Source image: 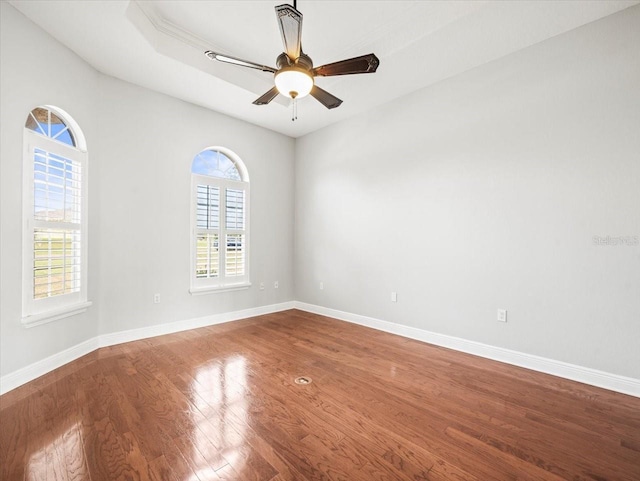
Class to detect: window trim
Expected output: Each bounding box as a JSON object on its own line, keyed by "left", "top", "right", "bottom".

{"left": 189, "top": 283, "right": 252, "bottom": 296}
{"left": 21, "top": 111, "right": 89, "bottom": 326}
{"left": 21, "top": 301, "right": 93, "bottom": 329}
{"left": 189, "top": 148, "right": 250, "bottom": 294}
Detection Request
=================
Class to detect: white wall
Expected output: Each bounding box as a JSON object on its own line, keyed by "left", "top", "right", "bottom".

{"left": 1, "top": 2, "right": 101, "bottom": 376}
{"left": 294, "top": 6, "right": 640, "bottom": 379}
{"left": 95, "top": 75, "right": 295, "bottom": 335}
{"left": 0, "top": 2, "right": 295, "bottom": 378}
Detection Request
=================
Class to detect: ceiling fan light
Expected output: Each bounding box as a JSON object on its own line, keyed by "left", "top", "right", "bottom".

{"left": 274, "top": 68, "right": 313, "bottom": 99}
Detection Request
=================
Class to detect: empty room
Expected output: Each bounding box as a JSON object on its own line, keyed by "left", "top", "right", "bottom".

{"left": 1, "top": 1, "right": 639, "bottom": 480}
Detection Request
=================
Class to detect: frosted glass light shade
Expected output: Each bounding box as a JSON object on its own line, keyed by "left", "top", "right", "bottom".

{"left": 274, "top": 68, "right": 313, "bottom": 99}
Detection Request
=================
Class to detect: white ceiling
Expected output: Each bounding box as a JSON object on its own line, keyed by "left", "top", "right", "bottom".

{"left": 9, "top": 0, "right": 639, "bottom": 138}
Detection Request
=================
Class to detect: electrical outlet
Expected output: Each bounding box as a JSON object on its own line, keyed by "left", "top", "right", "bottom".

{"left": 391, "top": 292, "right": 397, "bottom": 302}
{"left": 274, "top": 281, "right": 279, "bottom": 289}
{"left": 497, "top": 309, "right": 507, "bottom": 322}
{"left": 319, "top": 281, "right": 324, "bottom": 290}
{"left": 154, "top": 293, "right": 161, "bottom": 304}
{"left": 259, "top": 282, "right": 265, "bottom": 290}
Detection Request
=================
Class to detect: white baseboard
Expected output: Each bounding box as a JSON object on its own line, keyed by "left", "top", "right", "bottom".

{"left": 0, "top": 337, "right": 99, "bottom": 395}
{"left": 294, "top": 302, "right": 640, "bottom": 398}
{"left": 98, "top": 301, "right": 296, "bottom": 348}
{"left": 0, "top": 301, "right": 295, "bottom": 395}
{"left": 4, "top": 300, "right": 638, "bottom": 398}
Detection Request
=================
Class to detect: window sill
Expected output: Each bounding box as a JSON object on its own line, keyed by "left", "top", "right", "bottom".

{"left": 22, "top": 301, "right": 93, "bottom": 328}
{"left": 189, "top": 283, "right": 252, "bottom": 296}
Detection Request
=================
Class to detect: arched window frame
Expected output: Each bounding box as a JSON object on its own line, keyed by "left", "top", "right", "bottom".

{"left": 190, "top": 147, "right": 251, "bottom": 294}
{"left": 22, "top": 106, "right": 91, "bottom": 327}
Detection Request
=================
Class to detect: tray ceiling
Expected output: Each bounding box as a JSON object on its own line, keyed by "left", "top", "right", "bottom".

{"left": 9, "top": 0, "right": 639, "bottom": 138}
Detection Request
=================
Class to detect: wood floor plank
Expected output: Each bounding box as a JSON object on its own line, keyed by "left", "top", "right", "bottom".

{"left": 2, "top": 309, "right": 639, "bottom": 480}
{"left": 61, "top": 424, "right": 92, "bottom": 481}
{"left": 147, "top": 454, "right": 179, "bottom": 481}
{"left": 223, "top": 412, "right": 312, "bottom": 481}
{"left": 0, "top": 395, "right": 29, "bottom": 480}
{"left": 173, "top": 433, "right": 221, "bottom": 481}
{"left": 154, "top": 435, "right": 203, "bottom": 481}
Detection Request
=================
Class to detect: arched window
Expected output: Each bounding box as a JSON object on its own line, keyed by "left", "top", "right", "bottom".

{"left": 190, "top": 147, "right": 250, "bottom": 293}
{"left": 22, "top": 106, "right": 90, "bottom": 326}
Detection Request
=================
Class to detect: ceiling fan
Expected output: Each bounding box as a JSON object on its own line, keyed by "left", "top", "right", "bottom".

{"left": 204, "top": 0, "right": 379, "bottom": 112}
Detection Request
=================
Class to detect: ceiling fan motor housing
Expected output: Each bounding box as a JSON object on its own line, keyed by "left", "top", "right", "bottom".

{"left": 295, "top": 53, "right": 313, "bottom": 70}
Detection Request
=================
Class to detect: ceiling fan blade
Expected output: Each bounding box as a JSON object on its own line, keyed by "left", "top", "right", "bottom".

{"left": 313, "top": 54, "right": 380, "bottom": 77}
{"left": 275, "top": 4, "right": 302, "bottom": 61}
{"left": 252, "top": 86, "right": 280, "bottom": 105}
{"left": 205, "top": 50, "right": 276, "bottom": 73}
{"left": 310, "top": 85, "right": 343, "bottom": 109}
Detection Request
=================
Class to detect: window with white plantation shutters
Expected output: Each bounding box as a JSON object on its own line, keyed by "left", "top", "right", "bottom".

{"left": 22, "top": 106, "right": 90, "bottom": 326}
{"left": 191, "top": 148, "right": 249, "bottom": 293}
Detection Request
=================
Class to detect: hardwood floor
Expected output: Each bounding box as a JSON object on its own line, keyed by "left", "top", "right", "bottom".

{"left": 1, "top": 309, "right": 639, "bottom": 480}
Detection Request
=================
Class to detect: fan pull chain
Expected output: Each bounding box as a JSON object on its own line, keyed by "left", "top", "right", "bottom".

{"left": 291, "top": 98, "right": 298, "bottom": 121}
